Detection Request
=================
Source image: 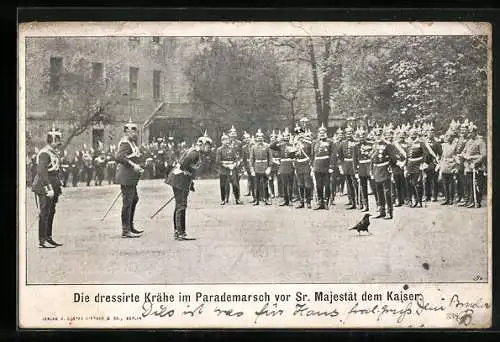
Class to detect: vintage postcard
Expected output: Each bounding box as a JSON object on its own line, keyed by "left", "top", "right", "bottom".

{"left": 18, "top": 21, "right": 492, "bottom": 329}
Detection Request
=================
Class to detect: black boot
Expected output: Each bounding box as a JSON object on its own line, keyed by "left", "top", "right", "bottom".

{"left": 296, "top": 201, "right": 305, "bottom": 209}
{"left": 374, "top": 210, "right": 386, "bottom": 219}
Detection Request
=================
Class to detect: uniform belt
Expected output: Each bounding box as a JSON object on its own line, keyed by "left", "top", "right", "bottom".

{"left": 374, "top": 161, "right": 389, "bottom": 167}
{"left": 281, "top": 158, "right": 292, "bottom": 161}
{"left": 61, "top": 164, "right": 69, "bottom": 167}
{"left": 408, "top": 156, "right": 423, "bottom": 161}
{"left": 344, "top": 158, "right": 354, "bottom": 161}
{"left": 359, "top": 159, "right": 371, "bottom": 164}
{"left": 255, "top": 159, "right": 267, "bottom": 162}
{"left": 296, "top": 157, "right": 309, "bottom": 162}
{"left": 272, "top": 158, "right": 280, "bottom": 163}
{"left": 222, "top": 161, "right": 235, "bottom": 165}
{"left": 315, "top": 155, "right": 329, "bottom": 160}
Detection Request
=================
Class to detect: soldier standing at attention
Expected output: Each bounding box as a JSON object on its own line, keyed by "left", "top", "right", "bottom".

{"left": 241, "top": 132, "right": 255, "bottom": 199}
{"left": 338, "top": 126, "right": 359, "bottom": 210}
{"left": 32, "top": 128, "right": 64, "bottom": 248}
{"left": 269, "top": 128, "right": 296, "bottom": 206}
{"left": 460, "top": 123, "right": 486, "bottom": 208}
{"left": 249, "top": 129, "right": 272, "bottom": 206}
{"left": 354, "top": 127, "right": 372, "bottom": 212}
{"left": 371, "top": 127, "right": 398, "bottom": 219}
{"left": 216, "top": 134, "right": 238, "bottom": 205}
{"left": 311, "top": 124, "right": 335, "bottom": 210}
{"left": 293, "top": 126, "right": 314, "bottom": 209}
{"left": 115, "top": 118, "right": 144, "bottom": 238}
{"left": 405, "top": 127, "right": 426, "bottom": 208}
{"left": 105, "top": 146, "right": 117, "bottom": 185}
{"left": 228, "top": 126, "right": 243, "bottom": 205}
{"left": 166, "top": 132, "right": 213, "bottom": 240}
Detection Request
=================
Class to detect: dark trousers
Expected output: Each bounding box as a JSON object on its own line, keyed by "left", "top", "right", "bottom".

{"left": 83, "top": 167, "right": 93, "bottom": 186}
{"left": 61, "top": 169, "right": 69, "bottom": 187}
{"left": 173, "top": 187, "right": 189, "bottom": 236}
{"left": 375, "top": 179, "right": 392, "bottom": 214}
{"left": 315, "top": 172, "right": 331, "bottom": 204}
{"left": 95, "top": 168, "right": 104, "bottom": 186}
{"left": 442, "top": 173, "right": 455, "bottom": 203}
{"left": 296, "top": 173, "right": 312, "bottom": 204}
{"left": 280, "top": 173, "right": 294, "bottom": 204}
{"left": 465, "top": 171, "right": 482, "bottom": 205}
{"left": 106, "top": 166, "right": 116, "bottom": 184}
{"left": 425, "top": 169, "right": 439, "bottom": 200}
{"left": 71, "top": 167, "right": 79, "bottom": 187}
{"left": 219, "top": 175, "right": 231, "bottom": 201}
{"left": 345, "top": 174, "right": 358, "bottom": 205}
{"left": 330, "top": 172, "right": 337, "bottom": 201}
{"left": 255, "top": 173, "right": 269, "bottom": 203}
{"left": 407, "top": 173, "right": 423, "bottom": 204}
{"left": 277, "top": 173, "right": 284, "bottom": 197}
{"left": 456, "top": 170, "right": 466, "bottom": 202}
{"left": 231, "top": 173, "right": 240, "bottom": 200}
{"left": 247, "top": 173, "right": 255, "bottom": 197}
{"left": 337, "top": 174, "right": 345, "bottom": 194}
{"left": 120, "top": 185, "right": 139, "bottom": 230}
{"left": 268, "top": 172, "right": 277, "bottom": 197}
{"left": 37, "top": 193, "right": 58, "bottom": 243}
{"left": 359, "top": 176, "right": 370, "bottom": 208}
{"left": 393, "top": 172, "right": 407, "bottom": 205}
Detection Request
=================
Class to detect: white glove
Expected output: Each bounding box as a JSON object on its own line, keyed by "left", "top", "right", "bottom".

{"left": 251, "top": 171, "right": 256, "bottom": 177}
{"left": 46, "top": 189, "right": 54, "bottom": 198}
{"left": 355, "top": 173, "right": 359, "bottom": 179}
{"left": 328, "top": 168, "right": 334, "bottom": 174}
{"left": 310, "top": 169, "right": 315, "bottom": 177}
{"left": 132, "top": 163, "right": 142, "bottom": 173}
{"left": 265, "top": 167, "right": 271, "bottom": 176}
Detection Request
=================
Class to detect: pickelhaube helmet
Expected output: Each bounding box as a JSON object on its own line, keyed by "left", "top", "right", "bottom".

{"left": 243, "top": 131, "right": 251, "bottom": 140}
{"left": 229, "top": 125, "right": 237, "bottom": 138}
{"left": 197, "top": 130, "right": 213, "bottom": 145}
{"left": 318, "top": 123, "right": 327, "bottom": 139}
{"left": 47, "top": 126, "right": 62, "bottom": 145}
{"left": 255, "top": 128, "right": 264, "bottom": 141}
{"left": 221, "top": 133, "right": 230, "bottom": 143}
{"left": 283, "top": 127, "right": 290, "bottom": 138}
{"left": 124, "top": 117, "right": 137, "bottom": 132}
{"left": 294, "top": 123, "right": 304, "bottom": 134}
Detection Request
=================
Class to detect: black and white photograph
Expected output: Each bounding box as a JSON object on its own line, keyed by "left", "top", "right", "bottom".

{"left": 18, "top": 21, "right": 492, "bottom": 329}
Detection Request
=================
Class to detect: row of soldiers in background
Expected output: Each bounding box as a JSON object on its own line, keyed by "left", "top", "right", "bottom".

{"left": 26, "top": 137, "right": 198, "bottom": 187}
{"left": 214, "top": 119, "right": 487, "bottom": 218}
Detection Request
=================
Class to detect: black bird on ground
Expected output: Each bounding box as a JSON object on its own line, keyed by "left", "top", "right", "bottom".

{"left": 348, "top": 213, "right": 371, "bottom": 235}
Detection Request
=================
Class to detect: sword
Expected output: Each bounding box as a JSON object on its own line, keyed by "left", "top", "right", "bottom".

{"left": 150, "top": 194, "right": 175, "bottom": 219}
{"left": 473, "top": 169, "right": 478, "bottom": 207}
{"left": 421, "top": 169, "right": 427, "bottom": 208}
{"left": 100, "top": 190, "right": 122, "bottom": 221}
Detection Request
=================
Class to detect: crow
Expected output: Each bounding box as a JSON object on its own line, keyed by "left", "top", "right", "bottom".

{"left": 349, "top": 214, "right": 371, "bottom": 235}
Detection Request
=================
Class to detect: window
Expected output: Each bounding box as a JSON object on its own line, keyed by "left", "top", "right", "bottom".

{"left": 49, "top": 57, "right": 63, "bottom": 93}
{"left": 152, "top": 36, "right": 160, "bottom": 44}
{"left": 91, "top": 62, "right": 104, "bottom": 80}
{"left": 129, "top": 67, "right": 139, "bottom": 98}
{"left": 153, "top": 70, "right": 161, "bottom": 100}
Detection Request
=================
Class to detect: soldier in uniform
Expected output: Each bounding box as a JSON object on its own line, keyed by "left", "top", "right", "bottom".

{"left": 249, "top": 129, "right": 272, "bottom": 206}
{"left": 268, "top": 131, "right": 280, "bottom": 199}
{"left": 423, "top": 125, "right": 442, "bottom": 202}
{"left": 354, "top": 127, "right": 372, "bottom": 212}
{"left": 270, "top": 128, "right": 296, "bottom": 206}
{"left": 338, "top": 126, "right": 359, "bottom": 209}
{"left": 371, "top": 127, "right": 398, "bottom": 219}
{"left": 453, "top": 123, "right": 469, "bottom": 204}
{"left": 81, "top": 149, "right": 94, "bottom": 187}
{"left": 31, "top": 128, "right": 64, "bottom": 248}
{"left": 164, "top": 141, "right": 177, "bottom": 179}
{"left": 241, "top": 131, "right": 255, "bottom": 200}
{"left": 293, "top": 126, "right": 313, "bottom": 209}
{"left": 391, "top": 128, "right": 409, "bottom": 206}
{"left": 70, "top": 151, "right": 80, "bottom": 187}
{"left": 460, "top": 123, "right": 486, "bottom": 208}
{"left": 115, "top": 118, "right": 144, "bottom": 238}
{"left": 166, "top": 132, "right": 213, "bottom": 240}
{"left": 311, "top": 124, "right": 335, "bottom": 210}
{"left": 93, "top": 151, "right": 106, "bottom": 186}
{"left": 227, "top": 126, "right": 243, "bottom": 204}
{"left": 405, "top": 128, "right": 427, "bottom": 208}
{"left": 105, "top": 146, "right": 117, "bottom": 185}
{"left": 439, "top": 131, "right": 458, "bottom": 205}
{"left": 60, "top": 150, "right": 70, "bottom": 187}
{"left": 216, "top": 134, "right": 239, "bottom": 205}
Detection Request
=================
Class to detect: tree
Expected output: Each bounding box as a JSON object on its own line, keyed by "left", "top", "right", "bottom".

{"left": 185, "top": 37, "right": 284, "bottom": 138}
{"left": 41, "top": 52, "right": 127, "bottom": 151}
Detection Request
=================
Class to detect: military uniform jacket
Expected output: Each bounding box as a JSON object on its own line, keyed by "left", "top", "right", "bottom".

{"left": 406, "top": 140, "right": 426, "bottom": 174}
{"left": 338, "top": 139, "right": 358, "bottom": 175}
{"left": 391, "top": 140, "right": 408, "bottom": 175}
{"left": 440, "top": 141, "right": 458, "bottom": 174}
{"left": 371, "top": 141, "right": 397, "bottom": 183}
{"left": 82, "top": 152, "right": 93, "bottom": 168}
{"left": 312, "top": 139, "right": 335, "bottom": 174}
{"left": 250, "top": 142, "right": 271, "bottom": 174}
{"left": 216, "top": 145, "right": 238, "bottom": 176}
{"left": 453, "top": 136, "right": 468, "bottom": 170}
{"left": 31, "top": 145, "right": 62, "bottom": 196}
{"left": 295, "top": 139, "right": 313, "bottom": 174}
{"left": 241, "top": 143, "right": 252, "bottom": 172}
{"left": 105, "top": 154, "right": 116, "bottom": 168}
{"left": 423, "top": 139, "right": 442, "bottom": 171}
{"left": 355, "top": 141, "right": 373, "bottom": 177}
{"left": 115, "top": 137, "right": 142, "bottom": 186}
{"left": 462, "top": 137, "right": 486, "bottom": 172}
{"left": 166, "top": 147, "right": 201, "bottom": 190}
{"left": 269, "top": 141, "right": 295, "bottom": 174}
{"left": 270, "top": 147, "right": 281, "bottom": 172}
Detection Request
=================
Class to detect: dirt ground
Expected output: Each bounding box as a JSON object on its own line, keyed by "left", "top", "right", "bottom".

{"left": 23, "top": 179, "right": 488, "bottom": 284}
